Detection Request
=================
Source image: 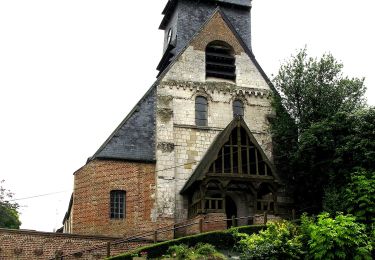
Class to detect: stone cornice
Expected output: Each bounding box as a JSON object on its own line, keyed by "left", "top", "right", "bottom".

{"left": 159, "top": 80, "right": 271, "bottom": 98}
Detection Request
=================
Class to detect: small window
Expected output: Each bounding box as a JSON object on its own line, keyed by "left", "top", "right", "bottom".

{"left": 167, "top": 28, "right": 173, "bottom": 44}
{"left": 110, "top": 190, "right": 126, "bottom": 219}
{"left": 195, "top": 96, "right": 208, "bottom": 126}
{"left": 233, "top": 100, "right": 244, "bottom": 117}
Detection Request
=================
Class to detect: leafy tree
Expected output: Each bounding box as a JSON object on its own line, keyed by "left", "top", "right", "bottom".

{"left": 273, "top": 48, "right": 366, "bottom": 134}
{"left": 294, "top": 109, "right": 375, "bottom": 212}
{"left": 271, "top": 48, "right": 371, "bottom": 213}
{"left": 0, "top": 180, "right": 21, "bottom": 229}
{"left": 301, "top": 213, "right": 372, "bottom": 260}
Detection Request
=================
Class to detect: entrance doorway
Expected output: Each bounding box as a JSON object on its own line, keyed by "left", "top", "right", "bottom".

{"left": 225, "top": 195, "right": 237, "bottom": 227}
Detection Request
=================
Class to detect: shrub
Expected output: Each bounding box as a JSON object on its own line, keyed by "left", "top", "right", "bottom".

{"left": 344, "top": 169, "right": 375, "bottom": 226}
{"left": 108, "top": 225, "right": 264, "bottom": 260}
{"left": 164, "top": 243, "right": 225, "bottom": 260}
{"left": 234, "top": 220, "right": 304, "bottom": 259}
{"left": 301, "top": 213, "right": 372, "bottom": 259}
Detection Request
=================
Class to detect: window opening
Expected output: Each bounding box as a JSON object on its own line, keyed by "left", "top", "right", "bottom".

{"left": 195, "top": 96, "right": 208, "bottom": 126}
{"left": 233, "top": 100, "right": 244, "bottom": 117}
{"left": 208, "top": 125, "right": 272, "bottom": 176}
{"left": 206, "top": 41, "right": 236, "bottom": 80}
{"left": 110, "top": 190, "right": 126, "bottom": 219}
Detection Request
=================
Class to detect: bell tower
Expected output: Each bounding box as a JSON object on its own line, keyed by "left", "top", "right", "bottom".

{"left": 157, "top": 0, "right": 252, "bottom": 74}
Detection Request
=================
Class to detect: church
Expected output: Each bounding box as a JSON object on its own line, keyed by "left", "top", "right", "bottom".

{"left": 62, "top": 0, "right": 293, "bottom": 237}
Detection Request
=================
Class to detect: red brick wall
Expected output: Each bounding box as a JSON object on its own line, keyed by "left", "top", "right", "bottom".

{"left": 72, "top": 159, "right": 167, "bottom": 237}
{"left": 202, "top": 213, "right": 227, "bottom": 232}
{"left": 0, "top": 228, "right": 152, "bottom": 260}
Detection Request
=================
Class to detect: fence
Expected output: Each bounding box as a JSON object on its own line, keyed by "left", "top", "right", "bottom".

{"left": 52, "top": 212, "right": 295, "bottom": 260}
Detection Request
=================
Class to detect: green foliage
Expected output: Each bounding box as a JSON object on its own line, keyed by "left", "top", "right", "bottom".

{"left": 322, "top": 187, "right": 346, "bottom": 216}
{"left": 165, "top": 243, "right": 225, "bottom": 260}
{"left": 108, "top": 225, "right": 264, "bottom": 260}
{"left": 273, "top": 47, "right": 366, "bottom": 134}
{"left": 271, "top": 48, "right": 371, "bottom": 213}
{"left": 0, "top": 180, "right": 21, "bottom": 229}
{"left": 234, "top": 221, "right": 304, "bottom": 259}
{"left": 166, "top": 244, "right": 190, "bottom": 259}
{"left": 301, "top": 213, "right": 372, "bottom": 260}
{"left": 343, "top": 169, "right": 375, "bottom": 225}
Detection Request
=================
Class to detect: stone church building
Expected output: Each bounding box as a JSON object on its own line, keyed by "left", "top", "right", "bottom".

{"left": 63, "top": 0, "right": 292, "bottom": 237}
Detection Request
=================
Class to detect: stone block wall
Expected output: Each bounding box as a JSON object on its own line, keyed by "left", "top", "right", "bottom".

{"left": 154, "top": 9, "right": 275, "bottom": 224}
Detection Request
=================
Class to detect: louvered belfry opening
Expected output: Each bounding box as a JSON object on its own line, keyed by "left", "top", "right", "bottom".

{"left": 206, "top": 41, "right": 236, "bottom": 81}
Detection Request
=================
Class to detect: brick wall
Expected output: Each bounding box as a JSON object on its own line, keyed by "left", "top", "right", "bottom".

{"left": 0, "top": 228, "right": 152, "bottom": 260}
{"left": 72, "top": 159, "right": 174, "bottom": 238}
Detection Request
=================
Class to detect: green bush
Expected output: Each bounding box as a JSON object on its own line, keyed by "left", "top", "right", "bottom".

{"left": 344, "top": 169, "right": 375, "bottom": 226}
{"left": 164, "top": 243, "right": 225, "bottom": 260}
{"left": 301, "top": 213, "right": 372, "bottom": 260}
{"left": 234, "top": 220, "right": 304, "bottom": 259}
{"left": 107, "top": 225, "right": 264, "bottom": 260}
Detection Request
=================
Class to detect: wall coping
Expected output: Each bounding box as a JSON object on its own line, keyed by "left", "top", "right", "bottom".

{"left": 0, "top": 228, "right": 120, "bottom": 241}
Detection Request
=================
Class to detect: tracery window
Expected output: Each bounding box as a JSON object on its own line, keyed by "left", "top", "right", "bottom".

{"left": 110, "top": 190, "right": 126, "bottom": 219}
{"left": 208, "top": 125, "right": 272, "bottom": 175}
{"left": 195, "top": 96, "right": 208, "bottom": 126}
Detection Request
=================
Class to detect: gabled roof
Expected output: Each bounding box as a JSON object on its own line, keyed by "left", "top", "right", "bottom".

{"left": 180, "top": 117, "right": 280, "bottom": 194}
{"left": 157, "top": 8, "right": 277, "bottom": 95}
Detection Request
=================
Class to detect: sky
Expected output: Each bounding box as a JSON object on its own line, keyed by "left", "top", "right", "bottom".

{"left": 0, "top": 0, "right": 374, "bottom": 232}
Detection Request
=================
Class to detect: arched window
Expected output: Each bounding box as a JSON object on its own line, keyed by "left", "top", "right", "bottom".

{"left": 206, "top": 41, "right": 236, "bottom": 80}
{"left": 233, "top": 100, "right": 244, "bottom": 117}
{"left": 195, "top": 96, "right": 208, "bottom": 126}
{"left": 110, "top": 190, "right": 126, "bottom": 219}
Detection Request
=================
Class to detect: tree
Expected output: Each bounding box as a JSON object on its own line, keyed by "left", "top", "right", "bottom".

{"left": 273, "top": 48, "right": 366, "bottom": 134}
{"left": 271, "top": 48, "right": 370, "bottom": 213}
{"left": 0, "top": 180, "right": 21, "bottom": 229}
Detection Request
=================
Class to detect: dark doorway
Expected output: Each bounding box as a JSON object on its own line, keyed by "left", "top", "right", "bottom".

{"left": 225, "top": 195, "right": 237, "bottom": 228}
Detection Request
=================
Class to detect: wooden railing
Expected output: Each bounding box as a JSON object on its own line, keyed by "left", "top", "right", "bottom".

{"left": 51, "top": 212, "right": 295, "bottom": 260}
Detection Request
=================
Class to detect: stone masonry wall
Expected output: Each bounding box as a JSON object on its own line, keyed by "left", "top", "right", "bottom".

{"left": 72, "top": 159, "right": 174, "bottom": 238}
{"left": 156, "top": 11, "right": 274, "bottom": 223}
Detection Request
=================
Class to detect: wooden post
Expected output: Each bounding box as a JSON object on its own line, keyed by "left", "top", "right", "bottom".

{"left": 199, "top": 218, "right": 203, "bottom": 233}
{"left": 231, "top": 215, "right": 236, "bottom": 227}
{"left": 106, "top": 242, "right": 111, "bottom": 258}
{"left": 153, "top": 230, "right": 158, "bottom": 243}
{"left": 264, "top": 212, "right": 268, "bottom": 225}
{"left": 292, "top": 209, "right": 296, "bottom": 220}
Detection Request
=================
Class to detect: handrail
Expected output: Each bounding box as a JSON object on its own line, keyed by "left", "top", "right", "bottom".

{"left": 51, "top": 213, "right": 289, "bottom": 259}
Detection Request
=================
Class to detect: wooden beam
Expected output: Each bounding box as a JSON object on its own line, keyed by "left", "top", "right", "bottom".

{"left": 246, "top": 137, "right": 250, "bottom": 174}
{"left": 230, "top": 137, "right": 234, "bottom": 174}
{"left": 255, "top": 149, "right": 259, "bottom": 175}
{"left": 221, "top": 148, "right": 225, "bottom": 174}
{"left": 237, "top": 126, "right": 242, "bottom": 174}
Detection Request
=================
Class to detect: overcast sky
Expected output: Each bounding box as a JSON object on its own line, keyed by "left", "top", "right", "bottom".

{"left": 0, "top": 0, "right": 374, "bottom": 232}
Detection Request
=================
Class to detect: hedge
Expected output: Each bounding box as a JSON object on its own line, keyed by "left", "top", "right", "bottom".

{"left": 107, "top": 225, "right": 265, "bottom": 260}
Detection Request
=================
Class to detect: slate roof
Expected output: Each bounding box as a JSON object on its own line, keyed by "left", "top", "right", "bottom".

{"left": 180, "top": 117, "right": 280, "bottom": 194}
{"left": 92, "top": 86, "right": 157, "bottom": 162}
